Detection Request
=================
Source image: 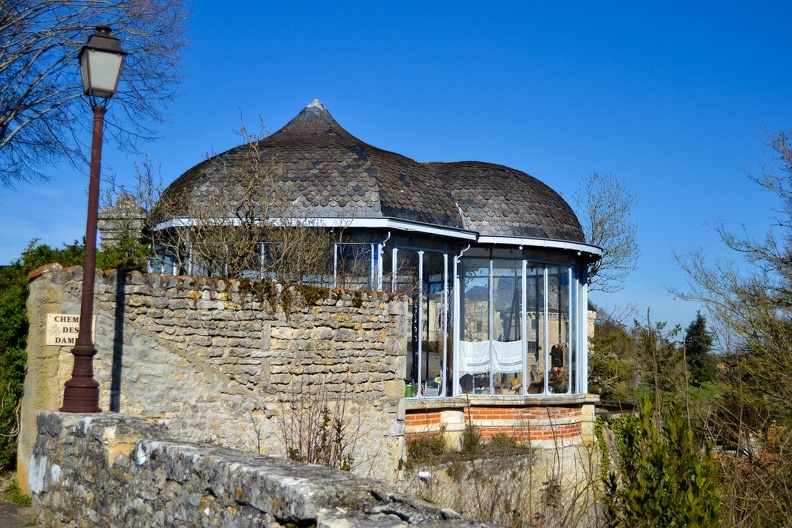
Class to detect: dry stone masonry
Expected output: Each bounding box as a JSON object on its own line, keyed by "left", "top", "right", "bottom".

{"left": 31, "top": 412, "right": 494, "bottom": 527}
{"left": 19, "top": 264, "right": 410, "bottom": 489}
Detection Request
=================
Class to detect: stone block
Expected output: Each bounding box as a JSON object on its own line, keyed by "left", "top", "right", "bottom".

{"left": 383, "top": 380, "right": 405, "bottom": 400}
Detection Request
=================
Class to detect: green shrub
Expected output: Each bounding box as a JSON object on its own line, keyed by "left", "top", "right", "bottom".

{"left": 460, "top": 424, "right": 481, "bottom": 456}
{"left": 603, "top": 398, "right": 720, "bottom": 527}
{"left": 407, "top": 432, "right": 447, "bottom": 466}
{"left": 5, "top": 477, "right": 31, "bottom": 506}
{"left": 0, "top": 239, "right": 139, "bottom": 471}
{"left": 0, "top": 241, "right": 84, "bottom": 469}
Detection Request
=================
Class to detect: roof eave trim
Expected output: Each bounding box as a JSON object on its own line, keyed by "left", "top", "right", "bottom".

{"left": 476, "top": 235, "right": 603, "bottom": 258}
{"left": 310, "top": 217, "right": 480, "bottom": 240}
{"left": 151, "top": 219, "right": 599, "bottom": 254}
{"left": 153, "top": 217, "right": 480, "bottom": 241}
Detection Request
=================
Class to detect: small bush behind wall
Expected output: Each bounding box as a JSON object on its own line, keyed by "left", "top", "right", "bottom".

{"left": 403, "top": 421, "right": 601, "bottom": 528}
{"left": 1, "top": 240, "right": 140, "bottom": 471}
{"left": 277, "top": 376, "right": 359, "bottom": 472}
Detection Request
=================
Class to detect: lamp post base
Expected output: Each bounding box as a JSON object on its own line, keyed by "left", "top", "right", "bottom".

{"left": 60, "top": 344, "right": 101, "bottom": 413}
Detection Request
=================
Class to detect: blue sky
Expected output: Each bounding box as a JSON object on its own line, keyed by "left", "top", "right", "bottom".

{"left": 2, "top": 1, "right": 791, "bottom": 331}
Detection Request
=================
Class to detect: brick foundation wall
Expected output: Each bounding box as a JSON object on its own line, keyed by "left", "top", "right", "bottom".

{"left": 404, "top": 399, "right": 594, "bottom": 448}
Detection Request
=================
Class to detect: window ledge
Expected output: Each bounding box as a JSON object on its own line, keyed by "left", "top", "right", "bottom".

{"left": 405, "top": 393, "right": 600, "bottom": 411}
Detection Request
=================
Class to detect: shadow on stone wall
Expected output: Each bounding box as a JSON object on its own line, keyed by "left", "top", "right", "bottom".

{"left": 110, "top": 271, "right": 126, "bottom": 412}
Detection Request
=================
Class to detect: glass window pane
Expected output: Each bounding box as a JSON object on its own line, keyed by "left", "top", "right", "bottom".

{"left": 526, "top": 264, "right": 545, "bottom": 394}
{"left": 459, "top": 257, "right": 490, "bottom": 394}
{"left": 382, "top": 248, "right": 394, "bottom": 292}
{"left": 492, "top": 259, "right": 522, "bottom": 394}
{"left": 548, "top": 266, "right": 570, "bottom": 394}
{"left": 422, "top": 252, "right": 447, "bottom": 397}
{"left": 569, "top": 266, "right": 578, "bottom": 393}
{"left": 396, "top": 250, "right": 421, "bottom": 394}
{"left": 461, "top": 258, "right": 489, "bottom": 342}
{"left": 397, "top": 249, "right": 450, "bottom": 398}
{"left": 336, "top": 243, "right": 372, "bottom": 289}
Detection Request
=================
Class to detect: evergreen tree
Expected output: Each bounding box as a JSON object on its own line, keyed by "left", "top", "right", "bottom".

{"left": 683, "top": 312, "right": 716, "bottom": 387}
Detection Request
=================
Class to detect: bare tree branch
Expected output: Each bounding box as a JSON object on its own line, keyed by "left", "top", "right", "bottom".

{"left": 0, "top": 0, "right": 189, "bottom": 186}
{"left": 574, "top": 172, "right": 640, "bottom": 293}
{"left": 103, "top": 121, "right": 336, "bottom": 282}
{"left": 673, "top": 130, "right": 792, "bottom": 421}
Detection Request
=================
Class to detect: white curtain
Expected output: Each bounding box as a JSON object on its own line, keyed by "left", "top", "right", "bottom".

{"left": 492, "top": 340, "right": 522, "bottom": 373}
{"left": 457, "top": 340, "right": 490, "bottom": 375}
{"left": 458, "top": 340, "right": 523, "bottom": 376}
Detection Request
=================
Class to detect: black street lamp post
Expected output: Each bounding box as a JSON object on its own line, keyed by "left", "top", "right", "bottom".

{"left": 61, "top": 26, "right": 127, "bottom": 413}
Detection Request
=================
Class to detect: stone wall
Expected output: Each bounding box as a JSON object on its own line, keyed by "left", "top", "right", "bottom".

{"left": 31, "top": 412, "right": 492, "bottom": 527}
{"left": 19, "top": 265, "right": 409, "bottom": 492}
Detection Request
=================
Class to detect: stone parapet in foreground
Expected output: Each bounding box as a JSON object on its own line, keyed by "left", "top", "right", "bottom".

{"left": 31, "top": 412, "right": 495, "bottom": 527}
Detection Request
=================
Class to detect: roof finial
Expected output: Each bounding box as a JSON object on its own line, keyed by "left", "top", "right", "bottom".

{"left": 307, "top": 99, "right": 326, "bottom": 111}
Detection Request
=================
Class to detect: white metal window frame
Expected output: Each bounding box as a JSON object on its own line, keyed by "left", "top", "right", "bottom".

{"left": 452, "top": 254, "right": 585, "bottom": 397}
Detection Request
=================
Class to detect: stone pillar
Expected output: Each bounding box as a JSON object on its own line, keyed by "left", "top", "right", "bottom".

{"left": 17, "top": 265, "right": 75, "bottom": 494}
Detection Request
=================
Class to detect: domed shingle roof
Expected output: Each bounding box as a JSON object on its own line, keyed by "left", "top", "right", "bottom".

{"left": 160, "top": 100, "right": 462, "bottom": 229}
{"left": 426, "top": 161, "right": 584, "bottom": 241}
{"left": 158, "top": 100, "right": 585, "bottom": 244}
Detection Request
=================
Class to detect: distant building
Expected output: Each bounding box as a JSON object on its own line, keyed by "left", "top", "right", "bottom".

{"left": 115, "top": 99, "right": 601, "bottom": 400}
{"left": 97, "top": 193, "right": 146, "bottom": 248}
